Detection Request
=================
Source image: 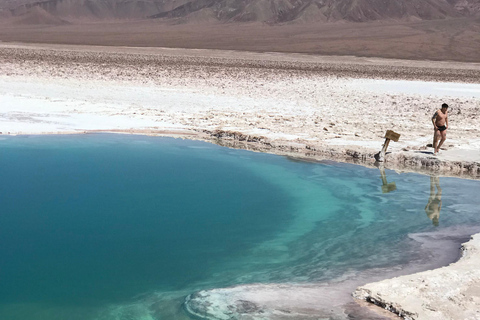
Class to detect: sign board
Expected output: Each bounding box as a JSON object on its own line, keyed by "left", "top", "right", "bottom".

{"left": 385, "top": 130, "right": 400, "bottom": 142}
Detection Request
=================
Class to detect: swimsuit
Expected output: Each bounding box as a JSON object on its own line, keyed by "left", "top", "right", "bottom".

{"left": 437, "top": 125, "right": 447, "bottom": 132}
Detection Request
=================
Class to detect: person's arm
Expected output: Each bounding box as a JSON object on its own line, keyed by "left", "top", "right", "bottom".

{"left": 432, "top": 111, "right": 438, "bottom": 129}
{"left": 445, "top": 111, "right": 448, "bottom": 129}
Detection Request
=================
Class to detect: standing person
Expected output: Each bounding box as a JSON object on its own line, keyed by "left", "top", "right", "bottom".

{"left": 432, "top": 103, "right": 449, "bottom": 155}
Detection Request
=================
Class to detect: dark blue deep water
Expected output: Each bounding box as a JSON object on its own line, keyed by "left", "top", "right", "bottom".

{"left": 0, "top": 134, "right": 479, "bottom": 320}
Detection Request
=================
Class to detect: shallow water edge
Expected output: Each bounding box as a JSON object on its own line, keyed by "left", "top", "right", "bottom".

{"left": 183, "top": 225, "right": 480, "bottom": 320}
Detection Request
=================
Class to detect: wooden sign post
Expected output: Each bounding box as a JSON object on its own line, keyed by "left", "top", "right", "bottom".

{"left": 375, "top": 130, "right": 401, "bottom": 162}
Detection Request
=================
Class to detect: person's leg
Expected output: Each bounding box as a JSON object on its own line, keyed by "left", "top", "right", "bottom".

{"left": 433, "top": 129, "right": 440, "bottom": 154}
{"left": 436, "top": 130, "right": 447, "bottom": 153}
{"left": 432, "top": 129, "right": 438, "bottom": 153}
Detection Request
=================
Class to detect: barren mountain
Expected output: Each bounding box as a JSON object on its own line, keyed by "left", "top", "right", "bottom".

{"left": 1, "top": 0, "right": 479, "bottom": 24}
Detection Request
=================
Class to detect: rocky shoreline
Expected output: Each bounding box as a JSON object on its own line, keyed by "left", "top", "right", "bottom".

{"left": 197, "top": 129, "right": 480, "bottom": 178}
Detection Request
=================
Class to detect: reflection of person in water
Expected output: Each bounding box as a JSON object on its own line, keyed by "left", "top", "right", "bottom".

{"left": 425, "top": 176, "right": 442, "bottom": 226}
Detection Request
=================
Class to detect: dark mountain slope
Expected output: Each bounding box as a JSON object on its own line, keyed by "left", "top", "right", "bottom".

{"left": 0, "top": 0, "right": 479, "bottom": 23}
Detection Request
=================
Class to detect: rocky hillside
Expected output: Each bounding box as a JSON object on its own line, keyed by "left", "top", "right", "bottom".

{"left": 1, "top": 0, "right": 479, "bottom": 24}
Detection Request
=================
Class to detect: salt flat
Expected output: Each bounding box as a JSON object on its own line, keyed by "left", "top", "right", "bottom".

{"left": 1, "top": 43, "right": 480, "bottom": 175}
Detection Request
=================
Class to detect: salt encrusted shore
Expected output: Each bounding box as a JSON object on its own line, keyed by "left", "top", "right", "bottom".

{"left": 1, "top": 43, "right": 480, "bottom": 319}
{"left": 354, "top": 234, "right": 480, "bottom": 320}
{"left": 1, "top": 43, "right": 479, "bottom": 178}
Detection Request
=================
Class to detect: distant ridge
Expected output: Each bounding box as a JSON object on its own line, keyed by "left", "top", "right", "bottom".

{"left": 0, "top": 0, "right": 479, "bottom": 24}
{"left": 148, "top": 0, "right": 479, "bottom": 23}
{"left": 11, "top": 5, "right": 69, "bottom": 24}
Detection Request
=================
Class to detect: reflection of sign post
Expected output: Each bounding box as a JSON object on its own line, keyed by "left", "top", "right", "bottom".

{"left": 375, "top": 130, "right": 401, "bottom": 162}
{"left": 379, "top": 166, "right": 397, "bottom": 193}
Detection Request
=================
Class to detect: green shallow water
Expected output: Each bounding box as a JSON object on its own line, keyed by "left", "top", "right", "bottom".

{"left": 0, "top": 134, "right": 479, "bottom": 320}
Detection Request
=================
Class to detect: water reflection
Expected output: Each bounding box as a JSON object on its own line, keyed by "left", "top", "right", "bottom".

{"left": 425, "top": 176, "right": 442, "bottom": 226}
{"left": 377, "top": 164, "right": 397, "bottom": 193}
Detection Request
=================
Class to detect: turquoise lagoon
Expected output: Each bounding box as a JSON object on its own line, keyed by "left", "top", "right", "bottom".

{"left": 0, "top": 134, "right": 479, "bottom": 320}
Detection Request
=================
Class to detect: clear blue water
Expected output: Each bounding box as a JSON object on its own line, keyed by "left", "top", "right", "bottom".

{"left": 0, "top": 134, "right": 479, "bottom": 320}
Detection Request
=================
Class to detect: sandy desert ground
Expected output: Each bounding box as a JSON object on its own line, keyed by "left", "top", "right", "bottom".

{"left": 1, "top": 42, "right": 480, "bottom": 319}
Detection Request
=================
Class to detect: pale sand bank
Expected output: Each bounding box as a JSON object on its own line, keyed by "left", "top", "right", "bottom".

{"left": 1, "top": 43, "right": 480, "bottom": 319}
{"left": 354, "top": 233, "right": 480, "bottom": 320}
